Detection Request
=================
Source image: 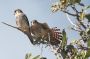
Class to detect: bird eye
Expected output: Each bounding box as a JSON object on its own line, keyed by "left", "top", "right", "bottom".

{"left": 14, "top": 10, "right": 16, "bottom": 13}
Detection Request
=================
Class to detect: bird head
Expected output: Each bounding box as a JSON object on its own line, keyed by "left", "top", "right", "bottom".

{"left": 14, "top": 9, "right": 23, "bottom": 17}
{"left": 31, "top": 20, "right": 38, "bottom": 25}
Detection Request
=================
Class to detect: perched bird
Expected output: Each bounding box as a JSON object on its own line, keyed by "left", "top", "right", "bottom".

{"left": 14, "top": 9, "right": 30, "bottom": 32}
{"left": 14, "top": 9, "right": 34, "bottom": 44}
{"left": 30, "top": 20, "right": 51, "bottom": 43}
{"left": 30, "top": 20, "right": 61, "bottom": 45}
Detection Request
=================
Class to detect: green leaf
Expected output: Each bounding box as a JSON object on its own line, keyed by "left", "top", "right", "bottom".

{"left": 85, "top": 49, "right": 90, "bottom": 58}
{"left": 25, "top": 53, "right": 32, "bottom": 59}
{"left": 87, "top": 38, "right": 90, "bottom": 47}
{"left": 79, "top": 12, "right": 85, "bottom": 20}
{"left": 75, "top": 0, "right": 81, "bottom": 3}
{"left": 81, "top": 50, "right": 87, "bottom": 58}
{"left": 32, "top": 55, "right": 40, "bottom": 59}
{"left": 61, "top": 49, "right": 67, "bottom": 59}
{"left": 40, "top": 57, "right": 47, "bottom": 59}
{"left": 61, "top": 29, "right": 67, "bottom": 49}
{"left": 66, "top": 45, "right": 74, "bottom": 49}
{"left": 25, "top": 54, "right": 28, "bottom": 59}
{"left": 87, "top": 29, "right": 90, "bottom": 34}
{"left": 83, "top": 5, "right": 90, "bottom": 11}
{"left": 85, "top": 38, "right": 90, "bottom": 58}
{"left": 69, "top": 0, "right": 81, "bottom": 4}
{"left": 85, "top": 14, "right": 90, "bottom": 22}
{"left": 86, "top": 5, "right": 90, "bottom": 9}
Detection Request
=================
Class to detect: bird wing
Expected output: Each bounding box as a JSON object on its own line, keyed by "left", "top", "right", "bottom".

{"left": 41, "top": 23, "right": 50, "bottom": 29}
{"left": 21, "top": 14, "right": 30, "bottom": 26}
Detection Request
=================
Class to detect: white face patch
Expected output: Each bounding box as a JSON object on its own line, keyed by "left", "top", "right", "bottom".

{"left": 14, "top": 11, "right": 22, "bottom": 17}
{"left": 31, "top": 20, "right": 38, "bottom": 26}
{"left": 31, "top": 21, "right": 35, "bottom": 25}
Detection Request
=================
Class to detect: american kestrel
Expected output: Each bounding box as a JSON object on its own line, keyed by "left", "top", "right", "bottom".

{"left": 14, "top": 9, "right": 30, "bottom": 32}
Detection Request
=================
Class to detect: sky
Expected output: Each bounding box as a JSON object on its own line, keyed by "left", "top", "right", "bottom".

{"left": 0, "top": 0, "right": 90, "bottom": 59}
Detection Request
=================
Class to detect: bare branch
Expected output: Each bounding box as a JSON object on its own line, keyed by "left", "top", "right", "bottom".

{"left": 2, "top": 22, "right": 22, "bottom": 31}
{"left": 70, "top": 6, "right": 87, "bottom": 29}
{"left": 71, "top": 6, "right": 79, "bottom": 13}
{"left": 76, "top": 17, "right": 87, "bottom": 29}
{"left": 62, "top": 10, "right": 77, "bottom": 16}
{"left": 2, "top": 22, "right": 34, "bottom": 45}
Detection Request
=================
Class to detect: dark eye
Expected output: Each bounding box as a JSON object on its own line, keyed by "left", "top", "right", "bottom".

{"left": 14, "top": 10, "right": 16, "bottom": 13}
{"left": 34, "top": 20, "right": 37, "bottom": 23}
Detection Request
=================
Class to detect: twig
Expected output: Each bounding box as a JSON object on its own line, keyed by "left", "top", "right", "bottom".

{"left": 76, "top": 16, "right": 87, "bottom": 29}
{"left": 2, "top": 22, "right": 22, "bottom": 31}
{"left": 2, "top": 22, "right": 34, "bottom": 45}
{"left": 71, "top": 6, "right": 87, "bottom": 29}
{"left": 71, "top": 27, "right": 81, "bottom": 32}
{"left": 71, "top": 6, "right": 79, "bottom": 13}
{"left": 63, "top": 10, "right": 77, "bottom": 16}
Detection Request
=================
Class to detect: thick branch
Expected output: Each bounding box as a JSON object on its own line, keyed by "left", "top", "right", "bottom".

{"left": 2, "top": 22, "right": 34, "bottom": 45}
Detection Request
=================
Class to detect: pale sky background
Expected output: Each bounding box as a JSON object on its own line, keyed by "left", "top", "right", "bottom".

{"left": 0, "top": 0, "right": 90, "bottom": 59}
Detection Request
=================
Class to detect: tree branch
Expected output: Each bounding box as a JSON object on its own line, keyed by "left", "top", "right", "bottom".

{"left": 71, "top": 6, "right": 79, "bottom": 13}
{"left": 62, "top": 10, "right": 77, "bottom": 16}
{"left": 2, "top": 22, "right": 34, "bottom": 45}
{"left": 71, "top": 6, "right": 87, "bottom": 29}
{"left": 2, "top": 22, "right": 22, "bottom": 31}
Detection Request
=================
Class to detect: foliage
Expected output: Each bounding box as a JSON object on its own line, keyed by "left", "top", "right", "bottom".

{"left": 50, "top": 0, "right": 90, "bottom": 59}
{"left": 25, "top": 53, "right": 47, "bottom": 59}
